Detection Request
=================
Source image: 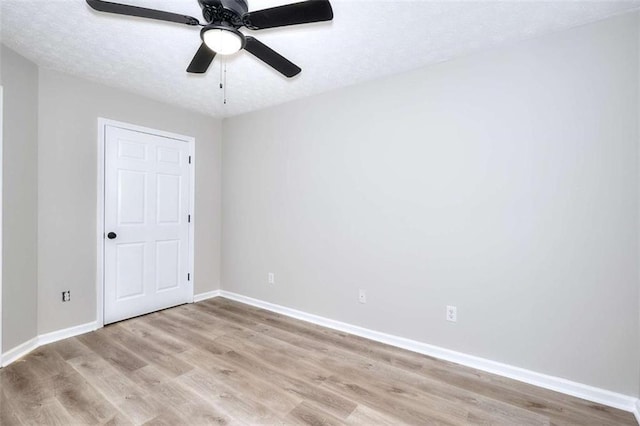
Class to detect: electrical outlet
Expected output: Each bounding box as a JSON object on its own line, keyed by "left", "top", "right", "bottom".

{"left": 268, "top": 273, "right": 275, "bottom": 284}
{"left": 358, "top": 289, "right": 367, "bottom": 304}
{"left": 62, "top": 291, "right": 71, "bottom": 302}
{"left": 446, "top": 305, "right": 457, "bottom": 322}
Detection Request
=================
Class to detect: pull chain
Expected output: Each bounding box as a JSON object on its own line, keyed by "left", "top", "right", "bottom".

{"left": 219, "top": 58, "right": 228, "bottom": 106}
{"left": 219, "top": 58, "right": 223, "bottom": 90}
{"left": 223, "top": 61, "right": 228, "bottom": 105}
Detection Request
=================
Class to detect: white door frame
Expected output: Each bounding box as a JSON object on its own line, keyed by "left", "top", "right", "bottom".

{"left": 96, "top": 118, "right": 195, "bottom": 328}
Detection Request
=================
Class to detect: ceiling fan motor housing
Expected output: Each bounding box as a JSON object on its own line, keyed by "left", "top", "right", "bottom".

{"left": 198, "top": 0, "right": 248, "bottom": 26}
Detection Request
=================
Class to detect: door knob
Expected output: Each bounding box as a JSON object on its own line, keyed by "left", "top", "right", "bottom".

{"left": 107, "top": 232, "right": 117, "bottom": 240}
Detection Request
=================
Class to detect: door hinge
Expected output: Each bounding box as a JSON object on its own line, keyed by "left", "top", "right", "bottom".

{"left": 188, "top": 273, "right": 191, "bottom": 281}
{"left": 188, "top": 214, "right": 191, "bottom": 223}
{"left": 188, "top": 155, "right": 192, "bottom": 164}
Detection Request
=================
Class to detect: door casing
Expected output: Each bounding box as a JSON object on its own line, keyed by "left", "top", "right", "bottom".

{"left": 96, "top": 118, "right": 195, "bottom": 328}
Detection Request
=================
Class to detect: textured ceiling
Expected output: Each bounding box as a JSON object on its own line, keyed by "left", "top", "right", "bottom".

{"left": 2, "top": 0, "right": 640, "bottom": 118}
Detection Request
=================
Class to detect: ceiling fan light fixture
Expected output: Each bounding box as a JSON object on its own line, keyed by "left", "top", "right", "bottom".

{"left": 202, "top": 26, "right": 244, "bottom": 55}
{"left": 86, "top": 0, "right": 335, "bottom": 77}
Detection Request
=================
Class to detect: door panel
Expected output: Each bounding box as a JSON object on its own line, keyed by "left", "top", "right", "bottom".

{"left": 118, "top": 170, "right": 147, "bottom": 225}
{"left": 157, "top": 174, "right": 181, "bottom": 224}
{"left": 104, "top": 125, "right": 191, "bottom": 325}
{"left": 118, "top": 139, "right": 147, "bottom": 160}
{"left": 116, "top": 243, "right": 145, "bottom": 299}
{"left": 156, "top": 240, "right": 180, "bottom": 291}
{"left": 157, "top": 147, "right": 180, "bottom": 164}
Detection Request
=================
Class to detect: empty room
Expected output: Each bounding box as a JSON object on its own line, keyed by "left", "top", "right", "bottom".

{"left": 1, "top": 0, "right": 640, "bottom": 424}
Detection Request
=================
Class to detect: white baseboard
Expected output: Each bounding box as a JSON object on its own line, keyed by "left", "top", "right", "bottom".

{"left": 38, "top": 321, "right": 98, "bottom": 346}
{"left": 633, "top": 400, "right": 640, "bottom": 425}
{"left": 219, "top": 290, "right": 639, "bottom": 414}
{"left": 194, "top": 290, "right": 221, "bottom": 303}
{"left": 1, "top": 321, "right": 98, "bottom": 367}
{"left": 1, "top": 336, "right": 39, "bottom": 367}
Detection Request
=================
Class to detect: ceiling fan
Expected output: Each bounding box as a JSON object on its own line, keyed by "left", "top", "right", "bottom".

{"left": 86, "top": 0, "right": 334, "bottom": 78}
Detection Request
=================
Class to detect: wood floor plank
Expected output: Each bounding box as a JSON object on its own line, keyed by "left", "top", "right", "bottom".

{"left": 0, "top": 359, "right": 54, "bottom": 406}
{"left": 153, "top": 311, "right": 359, "bottom": 420}
{"left": 50, "top": 365, "right": 120, "bottom": 424}
{"left": 103, "top": 411, "right": 136, "bottom": 426}
{"left": 214, "top": 328, "right": 476, "bottom": 424}
{"left": 285, "top": 401, "right": 347, "bottom": 426}
{"left": 0, "top": 297, "right": 635, "bottom": 425}
{"left": 144, "top": 310, "right": 230, "bottom": 356}
{"left": 0, "top": 388, "right": 26, "bottom": 426}
{"left": 49, "top": 337, "right": 94, "bottom": 361}
{"left": 141, "top": 409, "right": 186, "bottom": 426}
{"left": 118, "top": 316, "right": 191, "bottom": 355}
{"left": 141, "top": 403, "right": 233, "bottom": 426}
{"left": 101, "top": 323, "right": 194, "bottom": 378}
{"left": 177, "top": 368, "right": 282, "bottom": 424}
{"left": 22, "top": 347, "right": 73, "bottom": 380}
{"left": 344, "top": 404, "right": 403, "bottom": 425}
{"left": 127, "top": 364, "right": 173, "bottom": 389}
{"left": 67, "top": 352, "right": 142, "bottom": 403}
{"left": 317, "top": 352, "right": 551, "bottom": 425}
{"left": 178, "top": 347, "right": 302, "bottom": 417}
{"left": 66, "top": 352, "right": 159, "bottom": 424}
{"left": 18, "top": 398, "right": 75, "bottom": 426}
{"left": 77, "top": 331, "right": 148, "bottom": 374}
{"left": 116, "top": 393, "right": 164, "bottom": 425}
{"left": 179, "top": 398, "right": 238, "bottom": 426}
{"left": 169, "top": 304, "right": 246, "bottom": 336}
{"left": 219, "top": 348, "right": 359, "bottom": 419}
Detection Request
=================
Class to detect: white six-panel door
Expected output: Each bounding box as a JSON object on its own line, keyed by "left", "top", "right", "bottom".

{"left": 104, "top": 125, "right": 191, "bottom": 325}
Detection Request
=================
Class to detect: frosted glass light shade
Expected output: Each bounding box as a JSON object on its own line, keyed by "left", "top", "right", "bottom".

{"left": 203, "top": 28, "right": 243, "bottom": 55}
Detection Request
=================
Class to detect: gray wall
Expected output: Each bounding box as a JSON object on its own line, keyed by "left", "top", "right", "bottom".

{"left": 37, "top": 68, "right": 222, "bottom": 335}
{"left": 222, "top": 13, "right": 640, "bottom": 395}
{"left": 1, "top": 47, "right": 38, "bottom": 351}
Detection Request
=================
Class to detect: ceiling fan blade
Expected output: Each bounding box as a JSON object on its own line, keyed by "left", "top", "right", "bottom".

{"left": 243, "top": 0, "right": 333, "bottom": 30}
{"left": 86, "top": 0, "right": 201, "bottom": 26}
{"left": 187, "top": 43, "right": 216, "bottom": 73}
{"left": 244, "top": 37, "right": 301, "bottom": 78}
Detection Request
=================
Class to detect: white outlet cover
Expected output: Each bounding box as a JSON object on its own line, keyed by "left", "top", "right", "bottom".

{"left": 358, "top": 289, "right": 367, "bottom": 304}
{"left": 268, "top": 273, "right": 275, "bottom": 284}
{"left": 446, "top": 305, "right": 457, "bottom": 322}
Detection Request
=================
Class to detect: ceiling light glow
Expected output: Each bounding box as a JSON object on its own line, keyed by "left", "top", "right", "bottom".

{"left": 202, "top": 27, "right": 244, "bottom": 55}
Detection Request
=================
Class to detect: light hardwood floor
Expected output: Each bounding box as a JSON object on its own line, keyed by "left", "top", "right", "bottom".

{"left": 0, "top": 297, "right": 635, "bottom": 425}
